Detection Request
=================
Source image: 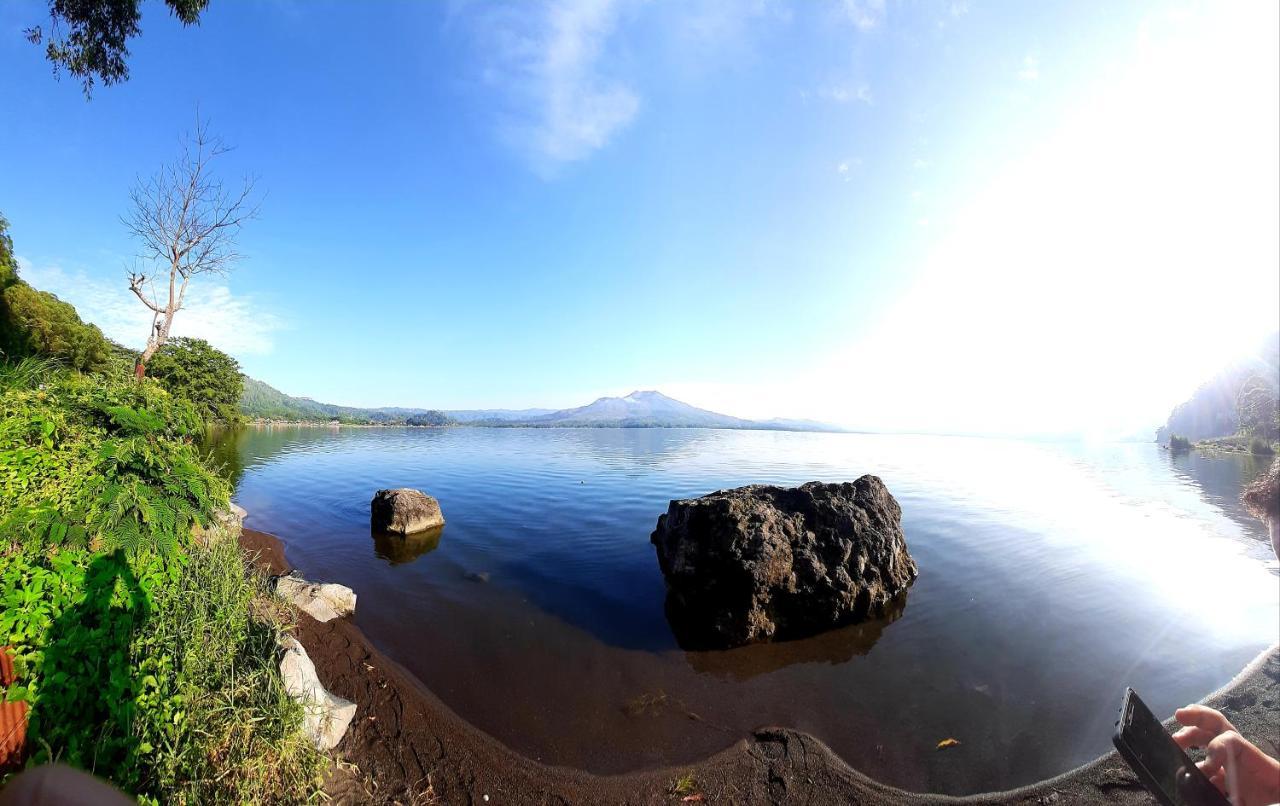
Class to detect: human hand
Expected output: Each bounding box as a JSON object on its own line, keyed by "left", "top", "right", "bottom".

{"left": 1173, "top": 704, "right": 1280, "bottom": 806}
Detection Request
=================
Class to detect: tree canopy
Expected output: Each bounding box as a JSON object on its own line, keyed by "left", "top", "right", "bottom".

{"left": 27, "top": 0, "right": 211, "bottom": 96}
{"left": 0, "top": 216, "right": 111, "bottom": 372}
{"left": 146, "top": 336, "right": 243, "bottom": 424}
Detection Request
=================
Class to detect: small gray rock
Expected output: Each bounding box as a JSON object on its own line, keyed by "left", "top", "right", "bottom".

{"left": 278, "top": 635, "right": 356, "bottom": 751}
{"left": 274, "top": 572, "right": 357, "bottom": 622}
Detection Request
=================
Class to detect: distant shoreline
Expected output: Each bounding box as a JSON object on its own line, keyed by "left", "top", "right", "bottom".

{"left": 235, "top": 420, "right": 849, "bottom": 434}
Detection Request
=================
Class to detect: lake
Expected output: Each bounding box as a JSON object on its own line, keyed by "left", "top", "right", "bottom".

{"left": 209, "top": 426, "right": 1279, "bottom": 795}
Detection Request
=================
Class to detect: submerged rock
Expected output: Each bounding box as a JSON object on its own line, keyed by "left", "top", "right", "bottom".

{"left": 370, "top": 488, "right": 445, "bottom": 535}
{"left": 650, "top": 478, "right": 917, "bottom": 649}
{"left": 274, "top": 572, "right": 357, "bottom": 622}
{"left": 278, "top": 636, "right": 356, "bottom": 751}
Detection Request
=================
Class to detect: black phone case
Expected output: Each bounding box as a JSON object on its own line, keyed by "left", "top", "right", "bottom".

{"left": 1112, "top": 688, "right": 1230, "bottom": 806}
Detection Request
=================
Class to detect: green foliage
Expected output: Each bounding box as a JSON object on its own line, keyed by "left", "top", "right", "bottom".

{"left": 1, "top": 539, "right": 324, "bottom": 802}
{"left": 0, "top": 216, "right": 110, "bottom": 372}
{"left": 26, "top": 0, "right": 211, "bottom": 97}
{"left": 0, "top": 215, "right": 17, "bottom": 288}
{"left": 1168, "top": 434, "right": 1191, "bottom": 452}
{"left": 0, "top": 369, "right": 225, "bottom": 556}
{"left": 1, "top": 282, "right": 111, "bottom": 372}
{"left": 1249, "top": 437, "right": 1275, "bottom": 456}
{"left": 147, "top": 337, "right": 244, "bottom": 425}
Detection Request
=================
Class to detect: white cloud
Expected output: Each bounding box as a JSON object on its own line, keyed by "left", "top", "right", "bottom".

{"left": 479, "top": 0, "right": 640, "bottom": 173}
{"left": 842, "top": 0, "right": 885, "bottom": 31}
{"left": 815, "top": 83, "right": 873, "bottom": 104}
{"left": 1017, "top": 53, "right": 1040, "bottom": 81}
{"left": 836, "top": 157, "right": 862, "bottom": 181}
{"left": 15, "top": 259, "right": 283, "bottom": 357}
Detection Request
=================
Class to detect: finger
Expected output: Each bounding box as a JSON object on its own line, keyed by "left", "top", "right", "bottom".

{"left": 1202, "top": 731, "right": 1245, "bottom": 774}
{"left": 1175, "top": 705, "right": 1234, "bottom": 735}
{"left": 1173, "top": 726, "right": 1217, "bottom": 749}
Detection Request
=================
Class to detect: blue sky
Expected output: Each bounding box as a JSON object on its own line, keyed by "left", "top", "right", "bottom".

{"left": 1, "top": 0, "right": 1276, "bottom": 435}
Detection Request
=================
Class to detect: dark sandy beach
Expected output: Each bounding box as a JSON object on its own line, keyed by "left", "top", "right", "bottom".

{"left": 240, "top": 528, "right": 1280, "bottom": 805}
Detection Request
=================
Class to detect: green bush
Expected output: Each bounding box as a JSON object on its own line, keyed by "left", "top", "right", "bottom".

{"left": 0, "top": 368, "right": 224, "bottom": 556}
{"left": 0, "top": 217, "right": 110, "bottom": 373}
{"left": 0, "top": 283, "right": 111, "bottom": 372}
{"left": 1249, "top": 437, "right": 1275, "bottom": 456}
{"left": 1, "top": 538, "right": 324, "bottom": 803}
{"left": 147, "top": 337, "right": 244, "bottom": 425}
{"left": 1168, "top": 434, "right": 1192, "bottom": 452}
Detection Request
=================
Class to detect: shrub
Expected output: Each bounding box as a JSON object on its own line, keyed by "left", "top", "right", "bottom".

{"left": 0, "top": 368, "right": 226, "bottom": 556}
{"left": 1249, "top": 437, "right": 1274, "bottom": 456}
{"left": 1168, "top": 435, "right": 1192, "bottom": 453}
{"left": 146, "top": 338, "right": 244, "bottom": 425}
{"left": 0, "top": 283, "right": 111, "bottom": 372}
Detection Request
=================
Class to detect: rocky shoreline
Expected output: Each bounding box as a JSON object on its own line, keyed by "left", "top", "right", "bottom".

{"left": 239, "top": 527, "right": 1279, "bottom": 804}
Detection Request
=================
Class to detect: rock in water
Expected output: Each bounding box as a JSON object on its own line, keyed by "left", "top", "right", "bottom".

{"left": 370, "top": 488, "right": 445, "bottom": 535}
{"left": 650, "top": 478, "right": 917, "bottom": 649}
{"left": 279, "top": 636, "right": 356, "bottom": 751}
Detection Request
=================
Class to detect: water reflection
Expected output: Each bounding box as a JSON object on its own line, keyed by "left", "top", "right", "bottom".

{"left": 211, "top": 427, "right": 1280, "bottom": 792}
{"left": 371, "top": 524, "right": 444, "bottom": 565}
{"left": 1162, "top": 449, "right": 1272, "bottom": 546}
{"left": 682, "top": 591, "right": 908, "bottom": 680}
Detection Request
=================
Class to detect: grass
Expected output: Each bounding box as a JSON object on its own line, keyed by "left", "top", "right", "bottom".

{"left": 1, "top": 530, "right": 325, "bottom": 804}
{"left": 669, "top": 771, "right": 697, "bottom": 797}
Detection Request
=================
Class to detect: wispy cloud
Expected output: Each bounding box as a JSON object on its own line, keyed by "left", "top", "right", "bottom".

{"left": 842, "top": 0, "right": 886, "bottom": 31}
{"left": 15, "top": 258, "right": 283, "bottom": 356}
{"left": 812, "top": 83, "right": 873, "bottom": 104}
{"left": 836, "top": 157, "right": 862, "bottom": 182}
{"left": 1017, "top": 52, "right": 1040, "bottom": 81}
{"left": 478, "top": 0, "right": 640, "bottom": 174}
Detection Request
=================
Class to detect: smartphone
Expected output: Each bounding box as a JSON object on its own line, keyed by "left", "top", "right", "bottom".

{"left": 1113, "top": 688, "right": 1230, "bottom": 806}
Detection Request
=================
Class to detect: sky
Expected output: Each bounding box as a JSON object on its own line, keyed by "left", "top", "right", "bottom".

{"left": 0, "top": 0, "right": 1276, "bottom": 437}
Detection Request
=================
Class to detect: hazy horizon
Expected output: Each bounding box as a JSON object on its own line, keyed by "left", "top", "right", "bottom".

{"left": 3, "top": 0, "right": 1277, "bottom": 437}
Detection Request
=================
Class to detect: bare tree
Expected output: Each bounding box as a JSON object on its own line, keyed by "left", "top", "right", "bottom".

{"left": 125, "top": 116, "right": 257, "bottom": 378}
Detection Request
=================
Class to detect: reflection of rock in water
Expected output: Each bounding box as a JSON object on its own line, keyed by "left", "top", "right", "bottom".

{"left": 679, "top": 591, "right": 907, "bottom": 681}
{"left": 371, "top": 524, "right": 443, "bottom": 565}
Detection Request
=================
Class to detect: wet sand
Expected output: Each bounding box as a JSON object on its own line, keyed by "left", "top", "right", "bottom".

{"left": 240, "top": 528, "right": 1280, "bottom": 804}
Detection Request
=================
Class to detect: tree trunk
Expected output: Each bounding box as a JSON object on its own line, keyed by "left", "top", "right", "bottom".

{"left": 136, "top": 341, "right": 160, "bottom": 380}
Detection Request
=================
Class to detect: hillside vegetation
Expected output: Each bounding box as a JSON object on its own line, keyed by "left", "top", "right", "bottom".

{"left": 1157, "top": 332, "right": 1280, "bottom": 451}
{"left": 0, "top": 215, "right": 322, "bottom": 801}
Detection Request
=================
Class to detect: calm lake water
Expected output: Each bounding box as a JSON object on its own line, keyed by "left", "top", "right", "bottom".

{"left": 209, "top": 427, "right": 1279, "bottom": 795}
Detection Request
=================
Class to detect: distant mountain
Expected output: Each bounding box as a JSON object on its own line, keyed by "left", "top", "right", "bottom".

{"left": 517, "top": 390, "right": 753, "bottom": 428}
{"left": 239, "top": 381, "right": 839, "bottom": 432}
{"left": 240, "top": 377, "right": 446, "bottom": 424}
{"left": 1156, "top": 332, "right": 1279, "bottom": 443}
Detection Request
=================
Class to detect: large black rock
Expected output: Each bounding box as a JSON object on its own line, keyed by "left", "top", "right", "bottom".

{"left": 650, "top": 478, "right": 917, "bottom": 649}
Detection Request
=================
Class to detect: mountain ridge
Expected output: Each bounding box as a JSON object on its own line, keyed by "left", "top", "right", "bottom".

{"left": 239, "top": 380, "right": 841, "bottom": 432}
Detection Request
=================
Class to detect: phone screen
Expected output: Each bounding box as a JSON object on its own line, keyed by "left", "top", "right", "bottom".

{"left": 1115, "top": 689, "right": 1228, "bottom": 806}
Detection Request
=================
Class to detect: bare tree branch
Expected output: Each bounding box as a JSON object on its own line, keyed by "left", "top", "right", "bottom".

{"left": 124, "top": 113, "right": 258, "bottom": 377}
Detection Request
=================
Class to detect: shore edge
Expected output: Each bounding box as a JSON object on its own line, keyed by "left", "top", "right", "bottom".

{"left": 239, "top": 527, "right": 1279, "bottom": 805}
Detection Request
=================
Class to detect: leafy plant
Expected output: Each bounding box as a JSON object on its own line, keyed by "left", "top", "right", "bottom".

{"left": 146, "top": 337, "right": 244, "bottom": 425}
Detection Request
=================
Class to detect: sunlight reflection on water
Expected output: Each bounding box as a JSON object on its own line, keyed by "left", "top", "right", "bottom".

{"left": 216, "top": 427, "right": 1277, "bottom": 794}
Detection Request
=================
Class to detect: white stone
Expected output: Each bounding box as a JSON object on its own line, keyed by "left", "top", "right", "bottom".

{"left": 274, "top": 573, "right": 357, "bottom": 622}
{"left": 279, "top": 636, "right": 357, "bottom": 751}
